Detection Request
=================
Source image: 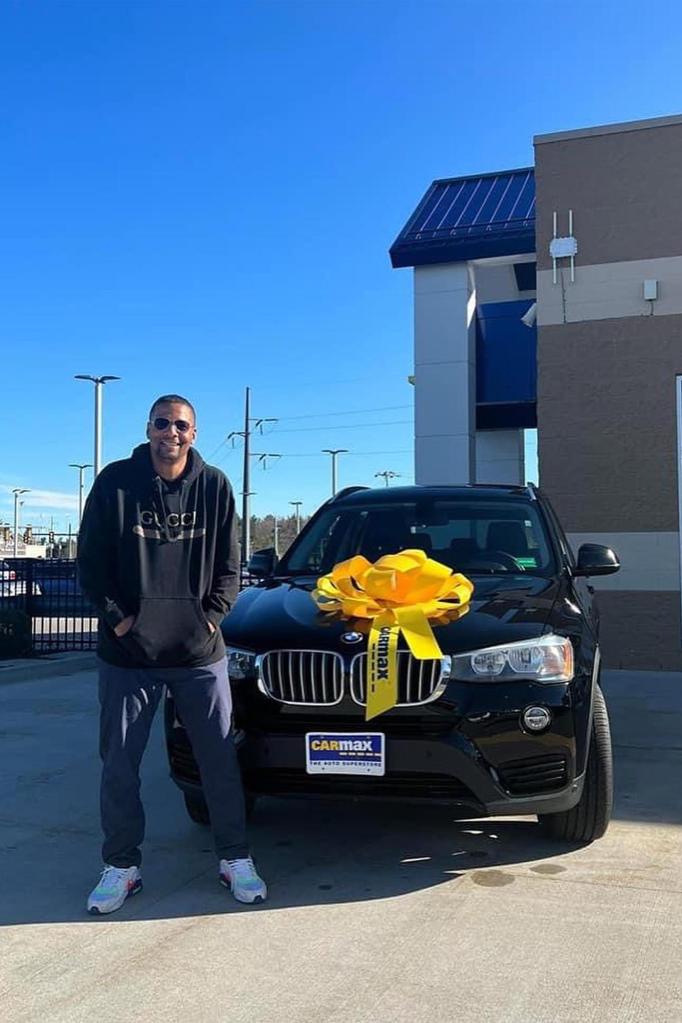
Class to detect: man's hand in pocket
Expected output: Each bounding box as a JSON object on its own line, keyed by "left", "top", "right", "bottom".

{"left": 114, "top": 616, "right": 136, "bottom": 637}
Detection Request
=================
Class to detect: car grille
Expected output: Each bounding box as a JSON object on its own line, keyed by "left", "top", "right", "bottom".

{"left": 497, "top": 754, "right": 568, "bottom": 795}
{"left": 350, "top": 651, "right": 446, "bottom": 707}
{"left": 254, "top": 714, "right": 454, "bottom": 737}
{"left": 245, "top": 768, "right": 480, "bottom": 803}
{"left": 259, "top": 650, "right": 344, "bottom": 705}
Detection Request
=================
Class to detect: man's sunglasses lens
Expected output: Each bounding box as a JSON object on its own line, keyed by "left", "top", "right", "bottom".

{"left": 153, "top": 417, "right": 191, "bottom": 433}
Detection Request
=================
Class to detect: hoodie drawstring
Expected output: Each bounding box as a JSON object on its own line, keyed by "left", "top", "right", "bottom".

{"left": 152, "top": 476, "right": 191, "bottom": 543}
{"left": 153, "top": 477, "right": 172, "bottom": 542}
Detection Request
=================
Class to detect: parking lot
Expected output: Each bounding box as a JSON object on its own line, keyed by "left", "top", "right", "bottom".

{"left": 1, "top": 661, "right": 680, "bottom": 1023}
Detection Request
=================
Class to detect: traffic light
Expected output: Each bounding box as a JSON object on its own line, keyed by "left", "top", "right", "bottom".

{"left": 48, "top": 530, "right": 55, "bottom": 544}
{"left": 22, "top": 529, "right": 30, "bottom": 544}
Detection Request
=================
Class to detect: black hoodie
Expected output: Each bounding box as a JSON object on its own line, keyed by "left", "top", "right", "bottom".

{"left": 78, "top": 443, "right": 240, "bottom": 668}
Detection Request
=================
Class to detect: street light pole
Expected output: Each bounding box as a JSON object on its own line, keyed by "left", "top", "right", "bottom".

{"left": 74, "top": 375, "right": 121, "bottom": 476}
{"left": 69, "top": 463, "right": 93, "bottom": 528}
{"left": 289, "top": 500, "right": 302, "bottom": 534}
{"left": 322, "top": 449, "right": 348, "bottom": 497}
{"left": 12, "top": 488, "right": 29, "bottom": 557}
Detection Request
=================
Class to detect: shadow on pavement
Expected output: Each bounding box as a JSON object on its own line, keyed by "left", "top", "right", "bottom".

{"left": 0, "top": 796, "right": 583, "bottom": 926}
{"left": 1, "top": 666, "right": 680, "bottom": 927}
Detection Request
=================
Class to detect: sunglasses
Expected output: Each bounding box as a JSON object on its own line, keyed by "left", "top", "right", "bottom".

{"left": 151, "top": 417, "right": 193, "bottom": 433}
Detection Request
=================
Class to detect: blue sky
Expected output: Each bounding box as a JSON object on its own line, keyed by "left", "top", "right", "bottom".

{"left": 2, "top": 0, "right": 681, "bottom": 532}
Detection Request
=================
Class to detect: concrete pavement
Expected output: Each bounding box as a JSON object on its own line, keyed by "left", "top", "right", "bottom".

{"left": 0, "top": 665, "right": 680, "bottom": 1023}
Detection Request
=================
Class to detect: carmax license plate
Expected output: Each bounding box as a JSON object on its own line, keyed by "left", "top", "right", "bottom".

{"left": 305, "top": 732, "right": 385, "bottom": 776}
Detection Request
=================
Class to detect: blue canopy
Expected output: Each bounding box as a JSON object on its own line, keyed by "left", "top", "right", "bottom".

{"left": 390, "top": 168, "right": 535, "bottom": 268}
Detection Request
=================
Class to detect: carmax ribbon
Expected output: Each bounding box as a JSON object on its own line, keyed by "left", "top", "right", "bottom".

{"left": 312, "top": 550, "right": 474, "bottom": 721}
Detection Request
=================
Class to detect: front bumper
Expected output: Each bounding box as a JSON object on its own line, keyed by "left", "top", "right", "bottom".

{"left": 235, "top": 730, "right": 585, "bottom": 815}
{"left": 165, "top": 675, "right": 591, "bottom": 818}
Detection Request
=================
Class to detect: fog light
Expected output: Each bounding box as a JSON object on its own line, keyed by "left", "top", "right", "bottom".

{"left": 522, "top": 706, "right": 552, "bottom": 732}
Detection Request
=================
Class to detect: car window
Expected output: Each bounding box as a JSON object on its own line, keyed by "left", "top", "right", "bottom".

{"left": 285, "top": 511, "right": 369, "bottom": 574}
{"left": 281, "top": 499, "right": 556, "bottom": 577}
{"left": 539, "top": 497, "right": 574, "bottom": 570}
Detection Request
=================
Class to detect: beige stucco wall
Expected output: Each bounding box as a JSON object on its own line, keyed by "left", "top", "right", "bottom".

{"left": 538, "top": 316, "right": 682, "bottom": 532}
{"left": 534, "top": 116, "right": 682, "bottom": 669}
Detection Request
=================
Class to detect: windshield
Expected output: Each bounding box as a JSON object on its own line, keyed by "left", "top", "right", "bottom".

{"left": 278, "top": 498, "right": 557, "bottom": 577}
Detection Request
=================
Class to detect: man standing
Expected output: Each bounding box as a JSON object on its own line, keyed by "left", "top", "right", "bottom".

{"left": 78, "top": 394, "right": 266, "bottom": 913}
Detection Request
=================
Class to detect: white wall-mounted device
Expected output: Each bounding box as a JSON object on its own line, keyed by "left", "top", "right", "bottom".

{"left": 551, "top": 210, "right": 578, "bottom": 284}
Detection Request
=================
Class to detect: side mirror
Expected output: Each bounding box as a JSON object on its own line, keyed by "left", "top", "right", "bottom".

{"left": 573, "top": 543, "right": 620, "bottom": 577}
{"left": 247, "top": 547, "right": 278, "bottom": 579}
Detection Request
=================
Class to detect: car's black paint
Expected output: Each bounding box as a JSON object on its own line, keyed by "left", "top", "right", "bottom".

{"left": 165, "top": 484, "right": 616, "bottom": 822}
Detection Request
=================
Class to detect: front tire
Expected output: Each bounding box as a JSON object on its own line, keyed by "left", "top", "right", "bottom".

{"left": 538, "top": 683, "right": 613, "bottom": 843}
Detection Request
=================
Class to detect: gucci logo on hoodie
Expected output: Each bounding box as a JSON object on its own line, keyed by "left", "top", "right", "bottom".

{"left": 133, "top": 509, "right": 206, "bottom": 541}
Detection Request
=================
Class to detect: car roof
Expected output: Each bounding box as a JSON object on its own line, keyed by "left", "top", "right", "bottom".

{"left": 330, "top": 484, "right": 536, "bottom": 506}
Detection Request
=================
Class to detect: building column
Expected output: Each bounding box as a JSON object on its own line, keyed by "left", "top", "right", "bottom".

{"left": 475, "top": 430, "right": 525, "bottom": 484}
{"left": 414, "top": 263, "right": 476, "bottom": 484}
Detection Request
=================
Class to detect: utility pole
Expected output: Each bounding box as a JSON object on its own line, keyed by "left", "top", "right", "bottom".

{"left": 289, "top": 500, "right": 302, "bottom": 534}
{"left": 227, "top": 387, "right": 279, "bottom": 565}
{"left": 242, "top": 386, "right": 251, "bottom": 564}
{"left": 69, "top": 463, "right": 93, "bottom": 529}
{"left": 273, "top": 515, "right": 279, "bottom": 555}
{"left": 12, "top": 488, "right": 29, "bottom": 557}
{"left": 74, "top": 375, "right": 121, "bottom": 476}
{"left": 375, "top": 470, "right": 401, "bottom": 487}
{"left": 322, "top": 449, "right": 348, "bottom": 496}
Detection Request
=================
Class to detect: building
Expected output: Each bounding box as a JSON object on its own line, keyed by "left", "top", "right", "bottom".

{"left": 390, "top": 113, "right": 682, "bottom": 670}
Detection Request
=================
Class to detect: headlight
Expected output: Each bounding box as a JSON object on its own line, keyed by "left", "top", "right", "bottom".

{"left": 226, "top": 647, "right": 257, "bottom": 679}
{"left": 450, "top": 635, "right": 574, "bottom": 683}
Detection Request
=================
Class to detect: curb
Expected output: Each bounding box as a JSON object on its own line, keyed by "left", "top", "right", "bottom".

{"left": 0, "top": 652, "right": 98, "bottom": 684}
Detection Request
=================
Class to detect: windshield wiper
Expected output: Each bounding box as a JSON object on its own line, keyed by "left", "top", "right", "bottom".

{"left": 272, "top": 570, "right": 317, "bottom": 580}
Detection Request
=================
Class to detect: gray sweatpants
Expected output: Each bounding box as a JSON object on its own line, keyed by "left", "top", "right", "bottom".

{"left": 97, "top": 655, "right": 248, "bottom": 868}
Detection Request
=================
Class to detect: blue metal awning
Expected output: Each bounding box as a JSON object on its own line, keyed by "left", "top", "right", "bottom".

{"left": 476, "top": 300, "right": 537, "bottom": 430}
{"left": 390, "top": 168, "right": 535, "bottom": 268}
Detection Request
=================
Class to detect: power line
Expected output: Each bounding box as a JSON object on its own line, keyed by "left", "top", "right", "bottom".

{"left": 207, "top": 408, "right": 412, "bottom": 457}
{"left": 272, "top": 404, "right": 411, "bottom": 422}
{"left": 268, "top": 419, "right": 413, "bottom": 435}
{"left": 276, "top": 449, "right": 412, "bottom": 459}
{"left": 215, "top": 447, "right": 411, "bottom": 466}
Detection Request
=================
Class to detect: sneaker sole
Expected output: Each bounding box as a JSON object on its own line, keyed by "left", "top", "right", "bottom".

{"left": 219, "top": 876, "right": 266, "bottom": 904}
{"left": 88, "top": 879, "right": 143, "bottom": 916}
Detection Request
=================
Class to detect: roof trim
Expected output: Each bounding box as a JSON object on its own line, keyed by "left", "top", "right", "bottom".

{"left": 429, "top": 166, "right": 534, "bottom": 187}
{"left": 534, "top": 113, "right": 682, "bottom": 145}
{"left": 390, "top": 167, "right": 536, "bottom": 269}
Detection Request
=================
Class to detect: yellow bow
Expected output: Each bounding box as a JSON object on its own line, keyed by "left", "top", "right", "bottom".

{"left": 312, "top": 549, "right": 474, "bottom": 720}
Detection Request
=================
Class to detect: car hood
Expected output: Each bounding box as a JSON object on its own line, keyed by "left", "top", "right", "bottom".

{"left": 222, "top": 574, "right": 563, "bottom": 656}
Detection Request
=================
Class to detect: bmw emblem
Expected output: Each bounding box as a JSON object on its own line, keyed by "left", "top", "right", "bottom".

{"left": 341, "top": 631, "right": 363, "bottom": 645}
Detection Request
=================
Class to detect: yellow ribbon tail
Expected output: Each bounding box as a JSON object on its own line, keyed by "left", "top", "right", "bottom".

{"left": 394, "top": 605, "right": 442, "bottom": 660}
{"left": 366, "top": 615, "right": 400, "bottom": 722}
{"left": 313, "top": 550, "right": 474, "bottom": 720}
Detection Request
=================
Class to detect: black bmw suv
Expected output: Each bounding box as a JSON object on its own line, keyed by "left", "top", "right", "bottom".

{"left": 166, "top": 484, "right": 619, "bottom": 844}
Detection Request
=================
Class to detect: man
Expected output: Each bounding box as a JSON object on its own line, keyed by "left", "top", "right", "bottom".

{"left": 78, "top": 394, "right": 266, "bottom": 914}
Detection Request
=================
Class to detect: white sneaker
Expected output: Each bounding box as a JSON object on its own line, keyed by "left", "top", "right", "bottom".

{"left": 219, "top": 857, "right": 267, "bottom": 904}
{"left": 87, "top": 865, "right": 142, "bottom": 915}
